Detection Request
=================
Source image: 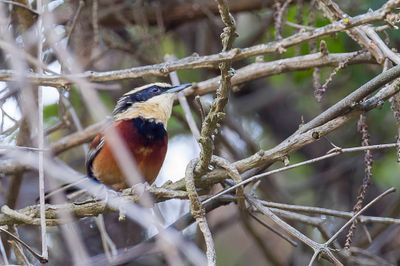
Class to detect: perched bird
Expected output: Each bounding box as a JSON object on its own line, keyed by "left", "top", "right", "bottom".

{"left": 86, "top": 82, "right": 191, "bottom": 190}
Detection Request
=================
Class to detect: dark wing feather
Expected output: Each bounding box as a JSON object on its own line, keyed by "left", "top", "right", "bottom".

{"left": 112, "top": 95, "right": 131, "bottom": 116}
{"left": 86, "top": 133, "right": 105, "bottom": 179}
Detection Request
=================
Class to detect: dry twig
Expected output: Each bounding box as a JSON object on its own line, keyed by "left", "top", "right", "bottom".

{"left": 185, "top": 159, "right": 216, "bottom": 266}
{"left": 195, "top": 0, "right": 237, "bottom": 176}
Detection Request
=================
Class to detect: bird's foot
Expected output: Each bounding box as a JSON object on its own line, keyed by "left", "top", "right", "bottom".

{"left": 122, "top": 182, "right": 148, "bottom": 197}
{"left": 118, "top": 183, "right": 149, "bottom": 221}
{"left": 93, "top": 183, "right": 121, "bottom": 204}
{"left": 121, "top": 183, "right": 153, "bottom": 208}
{"left": 95, "top": 185, "right": 128, "bottom": 221}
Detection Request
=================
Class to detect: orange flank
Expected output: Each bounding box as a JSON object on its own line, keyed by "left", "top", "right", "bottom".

{"left": 91, "top": 119, "right": 168, "bottom": 190}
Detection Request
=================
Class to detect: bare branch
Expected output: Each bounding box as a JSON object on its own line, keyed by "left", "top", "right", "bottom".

{"left": 0, "top": 2, "right": 394, "bottom": 86}
{"left": 194, "top": 0, "right": 237, "bottom": 175}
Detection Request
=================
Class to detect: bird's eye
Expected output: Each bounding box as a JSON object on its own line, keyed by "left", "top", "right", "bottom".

{"left": 150, "top": 87, "right": 160, "bottom": 93}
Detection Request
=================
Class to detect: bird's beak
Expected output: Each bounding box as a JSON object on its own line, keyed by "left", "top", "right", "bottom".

{"left": 166, "top": 83, "right": 192, "bottom": 93}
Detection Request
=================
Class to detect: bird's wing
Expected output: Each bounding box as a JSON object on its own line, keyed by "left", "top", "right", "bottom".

{"left": 86, "top": 133, "right": 105, "bottom": 179}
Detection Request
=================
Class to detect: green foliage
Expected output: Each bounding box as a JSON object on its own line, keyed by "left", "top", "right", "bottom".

{"left": 373, "top": 152, "right": 400, "bottom": 189}
{"left": 43, "top": 103, "right": 58, "bottom": 121}
{"left": 161, "top": 34, "right": 187, "bottom": 58}
{"left": 43, "top": 103, "right": 59, "bottom": 129}
{"left": 68, "top": 87, "right": 87, "bottom": 116}
{"left": 168, "top": 104, "right": 200, "bottom": 136}
{"left": 98, "top": 91, "right": 115, "bottom": 112}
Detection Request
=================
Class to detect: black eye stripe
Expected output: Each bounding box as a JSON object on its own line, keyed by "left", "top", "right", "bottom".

{"left": 112, "top": 85, "right": 171, "bottom": 115}
{"left": 131, "top": 85, "right": 168, "bottom": 102}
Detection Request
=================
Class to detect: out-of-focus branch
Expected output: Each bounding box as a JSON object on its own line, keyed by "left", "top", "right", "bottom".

{"left": 3, "top": 1, "right": 40, "bottom": 262}
{"left": 0, "top": 1, "right": 395, "bottom": 86}
{"left": 88, "top": 196, "right": 234, "bottom": 265}
{"left": 53, "top": 0, "right": 268, "bottom": 29}
{"left": 50, "top": 120, "right": 107, "bottom": 155}
{"left": 0, "top": 120, "right": 106, "bottom": 175}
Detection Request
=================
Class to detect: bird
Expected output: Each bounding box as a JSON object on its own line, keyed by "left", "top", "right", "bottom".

{"left": 86, "top": 82, "right": 191, "bottom": 190}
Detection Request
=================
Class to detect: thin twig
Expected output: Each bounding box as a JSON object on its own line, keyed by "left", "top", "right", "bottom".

{"left": 95, "top": 215, "right": 117, "bottom": 261}
{"left": 194, "top": 95, "right": 206, "bottom": 123}
{"left": 92, "top": 0, "right": 99, "bottom": 47}
{"left": 195, "top": 0, "right": 237, "bottom": 176}
{"left": 165, "top": 55, "right": 200, "bottom": 140}
{"left": 319, "top": 50, "right": 365, "bottom": 100}
{"left": 202, "top": 143, "right": 399, "bottom": 205}
{"left": 248, "top": 212, "right": 298, "bottom": 247}
{"left": 317, "top": 0, "right": 389, "bottom": 64}
{"left": 0, "top": 226, "right": 47, "bottom": 263}
{"left": 246, "top": 194, "right": 342, "bottom": 265}
{"left": 259, "top": 200, "right": 400, "bottom": 225}
{"left": 291, "top": 64, "right": 400, "bottom": 135}
{"left": 274, "top": 0, "right": 292, "bottom": 40}
{"left": 325, "top": 188, "right": 396, "bottom": 246}
{"left": 66, "top": 0, "right": 85, "bottom": 47}
{"left": 185, "top": 159, "right": 216, "bottom": 266}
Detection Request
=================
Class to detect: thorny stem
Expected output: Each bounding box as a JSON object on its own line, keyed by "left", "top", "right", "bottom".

{"left": 248, "top": 187, "right": 394, "bottom": 266}
{"left": 187, "top": 3, "right": 237, "bottom": 263}
{"left": 195, "top": 0, "right": 237, "bottom": 176}
{"left": 344, "top": 113, "right": 373, "bottom": 249}
{"left": 325, "top": 188, "right": 395, "bottom": 247}
{"left": 246, "top": 194, "right": 343, "bottom": 265}
{"left": 202, "top": 143, "right": 399, "bottom": 205}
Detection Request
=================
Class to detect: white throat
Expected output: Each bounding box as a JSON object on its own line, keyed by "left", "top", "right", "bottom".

{"left": 114, "top": 94, "right": 175, "bottom": 126}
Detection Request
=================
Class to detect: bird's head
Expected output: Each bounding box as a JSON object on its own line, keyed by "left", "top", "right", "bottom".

{"left": 113, "top": 82, "right": 191, "bottom": 126}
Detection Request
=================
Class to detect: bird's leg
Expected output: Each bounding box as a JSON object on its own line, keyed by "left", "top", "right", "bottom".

{"left": 93, "top": 184, "right": 129, "bottom": 221}
{"left": 120, "top": 182, "right": 147, "bottom": 199}
{"left": 92, "top": 183, "right": 121, "bottom": 204}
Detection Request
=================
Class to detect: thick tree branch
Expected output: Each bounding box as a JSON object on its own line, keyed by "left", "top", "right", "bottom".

{"left": 0, "top": 185, "right": 188, "bottom": 227}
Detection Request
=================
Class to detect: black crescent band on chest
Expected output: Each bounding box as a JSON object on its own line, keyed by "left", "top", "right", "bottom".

{"left": 85, "top": 117, "right": 167, "bottom": 179}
